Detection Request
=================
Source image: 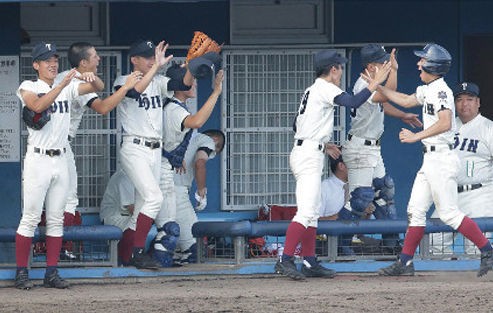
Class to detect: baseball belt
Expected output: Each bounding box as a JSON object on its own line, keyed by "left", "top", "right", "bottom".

{"left": 132, "top": 138, "right": 161, "bottom": 149}
{"left": 422, "top": 143, "right": 453, "bottom": 153}
{"left": 295, "top": 139, "right": 323, "bottom": 151}
{"left": 33, "top": 147, "right": 66, "bottom": 157}
{"left": 347, "top": 134, "right": 381, "bottom": 146}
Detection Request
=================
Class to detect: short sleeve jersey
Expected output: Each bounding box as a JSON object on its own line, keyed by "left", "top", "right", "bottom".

{"left": 162, "top": 98, "right": 191, "bottom": 151}
{"left": 17, "top": 79, "right": 80, "bottom": 149}
{"left": 454, "top": 114, "right": 493, "bottom": 185}
{"left": 114, "top": 74, "right": 172, "bottom": 139}
{"left": 294, "top": 78, "right": 344, "bottom": 143}
{"left": 55, "top": 70, "right": 99, "bottom": 138}
{"left": 319, "top": 176, "right": 346, "bottom": 217}
{"left": 349, "top": 77, "right": 385, "bottom": 140}
{"left": 174, "top": 133, "right": 216, "bottom": 188}
{"left": 415, "top": 78, "right": 456, "bottom": 146}
{"left": 99, "top": 170, "right": 135, "bottom": 220}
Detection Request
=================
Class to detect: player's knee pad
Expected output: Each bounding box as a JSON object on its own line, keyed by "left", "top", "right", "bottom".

{"left": 156, "top": 221, "right": 180, "bottom": 252}
{"left": 162, "top": 221, "right": 181, "bottom": 237}
{"left": 373, "top": 175, "right": 395, "bottom": 203}
{"left": 373, "top": 202, "right": 397, "bottom": 220}
{"left": 349, "top": 187, "right": 375, "bottom": 214}
{"left": 152, "top": 244, "right": 175, "bottom": 267}
{"left": 180, "top": 243, "right": 198, "bottom": 264}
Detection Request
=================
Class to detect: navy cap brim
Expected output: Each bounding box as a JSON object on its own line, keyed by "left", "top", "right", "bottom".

{"left": 130, "top": 49, "right": 155, "bottom": 58}
{"left": 33, "top": 51, "right": 59, "bottom": 62}
{"left": 413, "top": 50, "right": 427, "bottom": 58}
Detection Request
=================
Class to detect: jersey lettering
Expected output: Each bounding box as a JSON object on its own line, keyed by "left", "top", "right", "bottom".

{"left": 298, "top": 90, "right": 310, "bottom": 115}
{"left": 138, "top": 94, "right": 162, "bottom": 110}
{"left": 424, "top": 102, "right": 435, "bottom": 115}
{"left": 50, "top": 100, "right": 69, "bottom": 114}
{"left": 456, "top": 137, "right": 479, "bottom": 153}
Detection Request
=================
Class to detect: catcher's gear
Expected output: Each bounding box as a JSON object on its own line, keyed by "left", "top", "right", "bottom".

{"left": 195, "top": 189, "right": 207, "bottom": 211}
{"left": 349, "top": 186, "right": 374, "bottom": 214}
{"left": 22, "top": 106, "right": 50, "bottom": 130}
{"left": 186, "top": 31, "right": 222, "bottom": 62}
{"left": 414, "top": 43, "right": 451, "bottom": 76}
{"left": 188, "top": 52, "right": 222, "bottom": 79}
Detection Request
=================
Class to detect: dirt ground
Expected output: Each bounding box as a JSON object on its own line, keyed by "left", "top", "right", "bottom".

{"left": 1, "top": 272, "right": 492, "bottom": 313}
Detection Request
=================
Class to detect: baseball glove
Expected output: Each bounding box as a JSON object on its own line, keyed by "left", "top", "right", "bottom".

{"left": 186, "top": 31, "right": 222, "bottom": 62}
{"left": 22, "top": 106, "right": 50, "bottom": 130}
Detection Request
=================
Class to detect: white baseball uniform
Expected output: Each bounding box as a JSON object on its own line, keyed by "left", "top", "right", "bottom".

{"left": 174, "top": 133, "right": 216, "bottom": 251}
{"left": 342, "top": 77, "right": 386, "bottom": 191}
{"left": 17, "top": 78, "right": 81, "bottom": 238}
{"left": 154, "top": 97, "right": 191, "bottom": 229}
{"left": 319, "top": 176, "right": 346, "bottom": 218}
{"left": 291, "top": 78, "right": 343, "bottom": 228}
{"left": 114, "top": 74, "right": 172, "bottom": 229}
{"left": 431, "top": 113, "right": 493, "bottom": 254}
{"left": 407, "top": 77, "right": 464, "bottom": 229}
{"left": 55, "top": 70, "right": 99, "bottom": 215}
{"left": 99, "top": 169, "right": 135, "bottom": 231}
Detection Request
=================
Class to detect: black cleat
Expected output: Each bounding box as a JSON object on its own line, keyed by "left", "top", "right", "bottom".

{"left": 44, "top": 269, "right": 70, "bottom": 289}
{"left": 15, "top": 268, "right": 33, "bottom": 290}
{"left": 478, "top": 250, "right": 493, "bottom": 277}
{"left": 301, "top": 261, "right": 336, "bottom": 278}
{"left": 275, "top": 258, "right": 305, "bottom": 281}
{"left": 131, "top": 251, "right": 160, "bottom": 270}
{"left": 378, "top": 260, "right": 415, "bottom": 276}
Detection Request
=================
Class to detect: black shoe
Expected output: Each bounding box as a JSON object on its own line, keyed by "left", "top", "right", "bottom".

{"left": 478, "top": 250, "right": 493, "bottom": 277}
{"left": 60, "top": 250, "right": 78, "bottom": 261}
{"left": 44, "top": 269, "right": 70, "bottom": 289}
{"left": 15, "top": 268, "right": 33, "bottom": 290}
{"left": 378, "top": 260, "right": 415, "bottom": 276}
{"left": 131, "top": 251, "right": 160, "bottom": 270}
{"left": 301, "top": 261, "right": 336, "bottom": 278}
{"left": 274, "top": 258, "right": 305, "bottom": 281}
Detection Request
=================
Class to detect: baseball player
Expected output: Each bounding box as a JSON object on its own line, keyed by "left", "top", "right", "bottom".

{"left": 151, "top": 61, "right": 224, "bottom": 267}
{"left": 173, "top": 129, "right": 225, "bottom": 264}
{"left": 430, "top": 82, "right": 493, "bottom": 255}
{"left": 275, "top": 49, "right": 391, "bottom": 280}
{"left": 342, "top": 44, "right": 422, "bottom": 250}
{"left": 114, "top": 40, "right": 194, "bottom": 269}
{"left": 55, "top": 42, "right": 142, "bottom": 260}
{"left": 376, "top": 44, "right": 493, "bottom": 277}
{"left": 15, "top": 42, "right": 102, "bottom": 289}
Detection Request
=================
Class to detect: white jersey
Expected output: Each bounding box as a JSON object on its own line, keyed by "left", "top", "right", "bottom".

{"left": 174, "top": 133, "right": 216, "bottom": 188}
{"left": 454, "top": 114, "right": 493, "bottom": 185}
{"left": 17, "top": 79, "right": 80, "bottom": 149}
{"left": 114, "top": 74, "right": 172, "bottom": 140}
{"left": 162, "top": 98, "right": 191, "bottom": 151}
{"left": 99, "top": 170, "right": 135, "bottom": 223}
{"left": 55, "top": 70, "right": 99, "bottom": 138}
{"left": 349, "top": 77, "right": 384, "bottom": 140}
{"left": 415, "top": 78, "right": 456, "bottom": 146}
{"left": 319, "top": 176, "right": 346, "bottom": 217}
{"left": 294, "top": 78, "right": 344, "bottom": 143}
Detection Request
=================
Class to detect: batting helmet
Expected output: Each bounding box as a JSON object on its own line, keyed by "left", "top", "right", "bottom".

{"left": 413, "top": 43, "right": 451, "bottom": 76}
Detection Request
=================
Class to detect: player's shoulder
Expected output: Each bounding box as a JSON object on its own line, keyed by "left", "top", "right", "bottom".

{"left": 352, "top": 76, "right": 367, "bottom": 91}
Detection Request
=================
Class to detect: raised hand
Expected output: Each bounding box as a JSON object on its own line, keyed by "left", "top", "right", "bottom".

{"left": 390, "top": 48, "right": 398, "bottom": 71}
{"left": 154, "top": 41, "right": 173, "bottom": 68}
{"left": 59, "top": 68, "right": 77, "bottom": 88}
{"left": 78, "top": 71, "right": 97, "bottom": 83}
{"left": 212, "top": 70, "right": 224, "bottom": 94}
{"left": 122, "top": 71, "right": 143, "bottom": 90}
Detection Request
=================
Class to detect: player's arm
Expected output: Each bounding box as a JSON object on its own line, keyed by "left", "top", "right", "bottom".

{"left": 183, "top": 70, "right": 223, "bottom": 129}
{"left": 90, "top": 71, "right": 143, "bottom": 115}
{"left": 194, "top": 150, "right": 209, "bottom": 197}
{"left": 377, "top": 85, "right": 419, "bottom": 108}
{"left": 134, "top": 41, "right": 173, "bottom": 93}
{"left": 77, "top": 72, "right": 105, "bottom": 95}
{"left": 383, "top": 102, "right": 422, "bottom": 128}
{"left": 399, "top": 108, "right": 452, "bottom": 143}
{"left": 21, "top": 69, "right": 78, "bottom": 112}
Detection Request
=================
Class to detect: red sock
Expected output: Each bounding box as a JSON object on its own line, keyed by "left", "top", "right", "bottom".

{"left": 133, "top": 213, "right": 153, "bottom": 248}
{"left": 401, "top": 226, "right": 425, "bottom": 256}
{"left": 15, "top": 234, "right": 33, "bottom": 268}
{"left": 119, "top": 229, "right": 135, "bottom": 264}
{"left": 300, "top": 226, "right": 317, "bottom": 257}
{"left": 63, "top": 212, "right": 76, "bottom": 252}
{"left": 283, "top": 222, "right": 306, "bottom": 256}
{"left": 458, "top": 216, "right": 490, "bottom": 249}
{"left": 46, "top": 236, "right": 62, "bottom": 267}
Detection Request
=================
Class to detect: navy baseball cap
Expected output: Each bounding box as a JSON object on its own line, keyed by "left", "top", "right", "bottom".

{"left": 453, "top": 82, "right": 480, "bottom": 97}
{"left": 31, "top": 42, "right": 58, "bottom": 62}
{"left": 314, "top": 50, "right": 348, "bottom": 71}
{"left": 361, "top": 43, "right": 390, "bottom": 65}
{"left": 129, "top": 40, "right": 155, "bottom": 58}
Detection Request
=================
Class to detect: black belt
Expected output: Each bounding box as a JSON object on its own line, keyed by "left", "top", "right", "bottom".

{"left": 34, "top": 147, "right": 66, "bottom": 157}
{"left": 295, "top": 139, "right": 323, "bottom": 151}
{"left": 422, "top": 144, "right": 453, "bottom": 153}
{"left": 133, "top": 138, "right": 161, "bottom": 149}
{"left": 348, "top": 134, "right": 380, "bottom": 146}
{"left": 457, "top": 183, "right": 482, "bottom": 193}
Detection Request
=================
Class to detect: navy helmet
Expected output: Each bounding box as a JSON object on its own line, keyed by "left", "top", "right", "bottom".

{"left": 414, "top": 43, "right": 451, "bottom": 76}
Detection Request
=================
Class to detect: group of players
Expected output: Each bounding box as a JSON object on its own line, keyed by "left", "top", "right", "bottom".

{"left": 276, "top": 42, "right": 493, "bottom": 280}
{"left": 15, "top": 39, "right": 224, "bottom": 290}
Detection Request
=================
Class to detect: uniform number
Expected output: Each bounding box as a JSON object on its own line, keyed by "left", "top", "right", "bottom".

{"left": 51, "top": 100, "right": 69, "bottom": 113}
{"left": 424, "top": 102, "right": 435, "bottom": 115}
{"left": 138, "top": 95, "right": 162, "bottom": 110}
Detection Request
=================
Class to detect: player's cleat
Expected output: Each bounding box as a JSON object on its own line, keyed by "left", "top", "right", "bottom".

{"left": 43, "top": 269, "right": 69, "bottom": 289}
{"left": 15, "top": 268, "right": 33, "bottom": 290}
{"left": 477, "top": 250, "right": 493, "bottom": 277}
{"left": 301, "top": 261, "right": 336, "bottom": 278}
{"left": 131, "top": 251, "right": 160, "bottom": 270}
{"left": 275, "top": 258, "right": 306, "bottom": 281}
{"left": 378, "top": 260, "right": 415, "bottom": 276}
